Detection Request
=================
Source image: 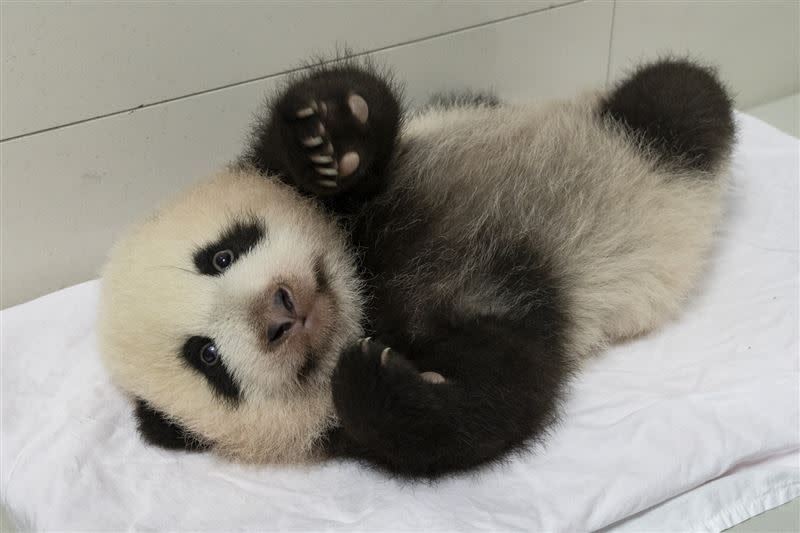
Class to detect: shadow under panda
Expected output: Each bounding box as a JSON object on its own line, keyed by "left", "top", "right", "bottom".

{"left": 98, "top": 57, "right": 735, "bottom": 478}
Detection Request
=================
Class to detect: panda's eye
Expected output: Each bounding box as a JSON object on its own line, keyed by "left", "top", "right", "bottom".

{"left": 200, "top": 342, "right": 220, "bottom": 366}
{"left": 182, "top": 337, "right": 240, "bottom": 402}
{"left": 212, "top": 250, "right": 234, "bottom": 272}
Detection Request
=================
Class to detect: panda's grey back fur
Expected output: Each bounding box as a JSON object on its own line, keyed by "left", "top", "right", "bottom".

{"left": 364, "top": 95, "right": 725, "bottom": 356}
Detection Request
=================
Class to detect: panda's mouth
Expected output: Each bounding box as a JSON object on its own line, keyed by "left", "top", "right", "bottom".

{"left": 297, "top": 349, "right": 320, "bottom": 381}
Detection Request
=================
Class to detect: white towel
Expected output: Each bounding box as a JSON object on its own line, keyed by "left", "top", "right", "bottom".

{"left": 2, "top": 112, "right": 797, "bottom": 532}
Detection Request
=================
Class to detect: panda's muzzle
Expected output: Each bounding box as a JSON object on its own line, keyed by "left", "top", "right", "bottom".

{"left": 250, "top": 280, "right": 333, "bottom": 355}
{"left": 266, "top": 286, "right": 306, "bottom": 346}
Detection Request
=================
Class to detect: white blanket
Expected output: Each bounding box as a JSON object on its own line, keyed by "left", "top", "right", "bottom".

{"left": 2, "top": 112, "right": 798, "bottom": 532}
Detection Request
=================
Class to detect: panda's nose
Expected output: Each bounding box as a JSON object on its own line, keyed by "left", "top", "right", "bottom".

{"left": 275, "top": 286, "right": 296, "bottom": 314}
{"left": 266, "top": 286, "right": 303, "bottom": 345}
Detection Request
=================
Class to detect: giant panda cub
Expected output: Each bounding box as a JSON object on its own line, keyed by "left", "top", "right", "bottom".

{"left": 99, "top": 57, "right": 734, "bottom": 477}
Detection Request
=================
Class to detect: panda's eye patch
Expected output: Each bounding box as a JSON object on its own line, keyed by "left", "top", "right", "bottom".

{"left": 182, "top": 336, "right": 240, "bottom": 403}
{"left": 193, "top": 218, "right": 265, "bottom": 276}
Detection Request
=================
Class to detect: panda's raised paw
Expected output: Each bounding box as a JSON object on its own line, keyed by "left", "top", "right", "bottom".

{"left": 251, "top": 65, "right": 400, "bottom": 200}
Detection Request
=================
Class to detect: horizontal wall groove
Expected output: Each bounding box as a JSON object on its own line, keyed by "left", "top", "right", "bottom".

{"left": 0, "top": 0, "right": 585, "bottom": 144}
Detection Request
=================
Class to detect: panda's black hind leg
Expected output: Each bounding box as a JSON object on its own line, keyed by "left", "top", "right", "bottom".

{"left": 601, "top": 58, "right": 735, "bottom": 173}
{"left": 247, "top": 63, "right": 401, "bottom": 204}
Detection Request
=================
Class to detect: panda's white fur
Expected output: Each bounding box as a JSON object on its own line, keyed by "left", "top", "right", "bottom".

{"left": 98, "top": 58, "right": 733, "bottom": 475}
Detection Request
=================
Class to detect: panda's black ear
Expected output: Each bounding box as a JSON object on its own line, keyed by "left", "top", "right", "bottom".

{"left": 133, "top": 398, "right": 210, "bottom": 452}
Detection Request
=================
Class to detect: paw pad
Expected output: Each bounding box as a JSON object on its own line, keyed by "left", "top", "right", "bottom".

{"left": 348, "top": 94, "right": 369, "bottom": 124}
{"left": 339, "top": 151, "right": 360, "bottom": 177}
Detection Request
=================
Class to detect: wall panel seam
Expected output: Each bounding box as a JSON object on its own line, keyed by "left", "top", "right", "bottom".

{"left": 605, "top": 0, "right": 616, "bottom": 87}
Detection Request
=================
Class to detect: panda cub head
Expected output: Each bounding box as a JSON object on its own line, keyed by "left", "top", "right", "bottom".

{"left": 98, "top": 168, "right": 363, "bottom": 463}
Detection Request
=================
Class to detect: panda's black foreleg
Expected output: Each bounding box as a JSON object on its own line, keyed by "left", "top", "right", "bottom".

{"left": 246, "top": 62, "right": 401, "bottom": 209}
{"left": 327, "top": 318, "right": 572, "bottom": 478}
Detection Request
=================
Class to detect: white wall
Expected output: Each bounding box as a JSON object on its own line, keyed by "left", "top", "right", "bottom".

{"left": 1, "top": 0, "right": 798, "bottom": 308}
{"left": 609, "top": 0, "right": 800, "bottom": 109}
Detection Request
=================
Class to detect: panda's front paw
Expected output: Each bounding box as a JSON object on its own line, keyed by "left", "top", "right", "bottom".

{"left": 281, "top": 90, "right": 373, "bottom": 195}
{"left": 253, "top": 65, "right": 400, "bottom": 202}
{"left": 331, "top": 337, "right": 447, "bottom": 444}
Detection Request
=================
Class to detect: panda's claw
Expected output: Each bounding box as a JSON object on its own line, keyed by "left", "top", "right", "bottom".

{"left": 359, "top": 337, "right": 372, "bottom": 353}
{"left": 311, "top": 154, "right": 334, "bottom": 165}
{"left": 315, "top": 166, "right": 338, "bottom": 177}
{"left": 302, "top": 136, "right": 324, "bottom": 148}
{"left": 380, "top": 347, "right": 392, "bottom": 366}
{"left": 296, "top": 106, "right": 315, "bottom": 119}
{"left": 317, "top": 179, "right": 338, "bottom": 188}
